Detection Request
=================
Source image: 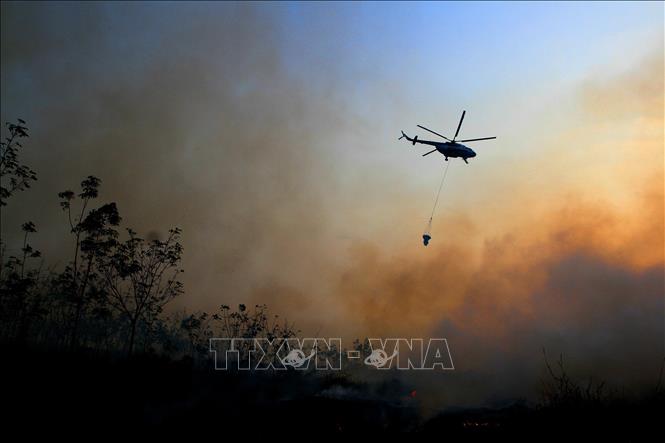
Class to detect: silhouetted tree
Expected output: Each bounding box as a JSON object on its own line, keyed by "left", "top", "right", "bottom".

{"left": 0, "top": 119, "right": 44, "bottom": 343}
{"left": 0, "top": 119, "right": 298, "bottom": 362}
{"left": 210, "top": 303, "right": 300, "bottom": 363}
{"left": 0, "top": 221, "right": 43, "bottom": 341}
{"left": 180, "top": 311, "right": 212, "bottom": 356}
{"left": 58, "top": 177, "right": 121, "bottom": 347}
{"left": 0, "top": 119, "right": 36, "bottom": 207}
{"left": 540, "top": 348, "right": 608, "bottom": 409}
{"left": 99, "top": 228, "right": 184, "bottom": 355}
{"left": 213, "top": 303, "right": 298, "bottom": 341}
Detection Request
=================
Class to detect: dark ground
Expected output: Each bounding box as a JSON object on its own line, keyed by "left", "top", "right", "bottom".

{"left": 3, "top": 344, "right": 663, "bottom": 439}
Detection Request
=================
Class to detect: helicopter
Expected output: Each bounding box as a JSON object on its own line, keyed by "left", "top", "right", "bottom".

{"left": 399, "top": 110, "right": 496, "bottom": 163}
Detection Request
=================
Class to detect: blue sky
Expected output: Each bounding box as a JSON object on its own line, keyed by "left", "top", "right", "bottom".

{"left": 276, "top": 2, "right": 662, "bottom": 94}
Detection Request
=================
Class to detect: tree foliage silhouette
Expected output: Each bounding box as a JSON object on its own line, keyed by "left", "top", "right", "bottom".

{"left": 99, "top": 228, "right": 184, "bottom": 355}
{"left": 0, "top": 119, "right": 290, "bottom": 360}
{"left": 0, "top": 119, "right": 36, "bottom": 207}
{"left": 57, "top": 177, "right": 121, "bottom": 347}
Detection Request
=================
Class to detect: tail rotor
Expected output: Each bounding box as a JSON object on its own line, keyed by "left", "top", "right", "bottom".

{"left": 398, "top": 131, "right": 418, "bottom": 145}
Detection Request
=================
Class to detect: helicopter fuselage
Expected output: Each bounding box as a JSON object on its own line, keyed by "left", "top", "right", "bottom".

{"left": 434, "top": 141, "right": 476, "bottom": 160}
{"left": 412, "top": 138, "right": 477, "bottom": 161}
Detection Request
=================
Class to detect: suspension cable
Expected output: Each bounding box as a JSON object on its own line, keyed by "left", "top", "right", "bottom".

{"left": 426, "top": 161, "right": 451, "bottom": 231}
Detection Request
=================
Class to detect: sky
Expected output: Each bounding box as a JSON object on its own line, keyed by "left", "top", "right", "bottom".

{"left": 1, "top": 1, "right": 663, "bottom": 408}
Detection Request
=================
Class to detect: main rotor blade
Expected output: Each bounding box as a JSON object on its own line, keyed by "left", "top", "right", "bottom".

{"left": 453, "top": 110, "right": 466, "bottom": 140}
{"left": 457, "top": 136, "right": 496, "bottom": 142}
{"left": 417, "top": 125, "right": 452, "bottom": 141}
{"left": 422, "top": 149, "right": 438, "bottom": 157}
